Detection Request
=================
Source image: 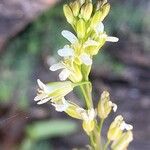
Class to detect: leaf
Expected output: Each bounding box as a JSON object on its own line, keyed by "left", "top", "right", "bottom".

{"left": 26, "top": 119, "right": 78, "bottom": 140}
{"left": 20, "top": 138, "right": 53, "bottom": 150}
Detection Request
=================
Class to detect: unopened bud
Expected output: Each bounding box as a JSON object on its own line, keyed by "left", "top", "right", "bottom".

{"left": 101, "top": 0, "right": 108, "bottom": 7}
{"left": 63, "top": 4, "right": 74, "bottom": 25}
{"left": 111, "top": 131, "right": 133, "bottom": 150}
{"left": 79, "top": 0, "right": 85, "bottom": 6}
{"left": 65, "top": 102, "right": 83, "bottom": 119}
{"left": 70, "top": 1, "right": 80, "bottom": 17}
{"left": 80, "top": 3, "right": 93, "bottom": 21}
{"left": 98, "top": 91, "right": 117, "bottom": 119}
{"left": 90, "top": 10, "right": 103, "bottom": 28}
{"left": 95, "top": 0, "right": 107, "bottom": 10}
{"left": 82, "top": 120, "right": 95, "bottom": 134}
{"left": 101, "top": 3, "right": 110, "bottom": 21}
{"left": 77, "top": 19, "right": 86, "bottom": 39}
{"left": 81, "top": 108, "right": 96, "bottom": 134}
{"left": 107, "top": 115, "right": 124, "bottom": 141}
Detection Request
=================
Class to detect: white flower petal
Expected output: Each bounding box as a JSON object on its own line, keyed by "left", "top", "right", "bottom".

{"left": 96, "top": 22, "right": 104, "bottom": 33}
{"left": 61, "top": 30, "right": 78, "bottom": 44}
{"left": 125, "top": 124, "right": 133, "bottom": 130}
{"left": 88, "top": 108, "right": 96, "bottom": 121}
{"left": 37, "top": 98, "right": 51, "bottom": 105}
{"left": 59, "top": 69, "right": 71, "bottom": 81}
{"left": 80, "top": 53, "right": 92, "bottom": 65}
{"left": 106, "top": 36, "right": 119, "bottom": 42}
{"left": 52, "top": 98, "right": 69, "bottom": 112}
{"left": 112, "top": 103, "right": 117, "bottom": 112}
{"left": 37, "top": 79, "right": 48, "bottom": 93}
{"left": 120, "top": 122, "right": 133, "bottom": 131}
{"left": 57, "top": 47, "right": 74, "bottom": 57}
{"left": 120, "top": 121, "right": 126, "bottom": 130}
{"left": 34, "top": 94, "right": 47, "bottom": 101}
{"left": 49, "top": 63, "right": 64, "bottom": 71}
{"left": 84, "top": 39, "right": 99, "bottom": 48}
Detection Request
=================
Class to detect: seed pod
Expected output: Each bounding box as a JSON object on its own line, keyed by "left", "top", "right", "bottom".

{"left": 63, "top": 4, "right": 74, "bottom": 25}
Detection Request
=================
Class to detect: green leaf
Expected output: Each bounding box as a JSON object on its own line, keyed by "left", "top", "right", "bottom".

{"left": 20, "top": 138, "right": 53, "bottom": 150}
{"left": 26, "top": 119, "right": 78, "bottom": 140}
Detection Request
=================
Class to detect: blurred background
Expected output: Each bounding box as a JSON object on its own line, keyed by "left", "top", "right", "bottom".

{"left": 0, "top": 0, "right": 150, "bottom": 149}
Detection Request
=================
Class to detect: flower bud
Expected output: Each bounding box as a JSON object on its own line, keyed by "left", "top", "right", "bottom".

{"left": 101, "top": 0, "right": 108, "bottom": 7}
{"left": 95, "top": 0, "right": 107, "bottom": 11}
{"left": 65, "top": 102, "right": 84, "bottom": 119}
{"left": 65, "top": 105, "right": 96, "bottom": 134}
{"left": 90, "top": 10, "right": 103, "bottom": 28}
{"left": 63, "top": 4, "right": 75, "bottom": 25}
{"left": 80, "top": 2, "right": 93, "bottom": 21}
{"left": 82, "top": 119, "right": 95, "bottom": 134}
{"left": 111, "top": 131, "right": 133, "bottom": 150}
{"left": 101, "top": 3, "right": 110, "bottom": 21}
{"left": 107, "top": 115, "right": 124, "bottom": 141}
{"left": 81, "top": 108, "right": 96, "bottom": 134}
{"left": 97, "top": 91, "right": 117, "bottom": 119}
{"left": 70, "top": 1, "right": 80, "bottom": 17}
{"left": 107, "top": 115, "right": 133, "bottom": 141}
{"left": 77, "top": 19, "right": 86, "bottom": 39}
{"left": 79, "top": 0, "right": 85, "bottom": 6}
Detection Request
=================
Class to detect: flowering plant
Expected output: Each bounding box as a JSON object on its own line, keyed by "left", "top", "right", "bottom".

{"left": 35, "top": 0, "right": 133, "bottom": 149}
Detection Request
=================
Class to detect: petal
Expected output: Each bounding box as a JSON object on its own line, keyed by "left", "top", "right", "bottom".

{"left": 84, "top": 39, "right": 99, "bottom": 48}
{"left": 125, "top": 124, "right": 133, "bottom": 130}
{"left": 88, "top": 108, "right": 96, "bottom": 120}
{"left": 106, "top": 36, "right": 119, "bottom": 42}
{"left": 52, "top": 98, "right": 69, "bottom": 112}
{"left": 49, "top": 63, "right": 64, "bottom": 71}
{"left": 37, "top": 79, "right": 47, "bottom": 90}
{"left": 57, "top": 47, "right": 74, "bottom": 57}
{"left": 34, "top": 94, "right": 47, "bottom": 101}
{"left": 96, "top": 22, "right": 104, "bottom": 33}
{"left": 80, "top": 53, "right": 92, "bottom": 65}
{"left": 59, "top": 69, "right": 71, "bottom": 81}
{"left": 37, "top": 98, "right": 51, "bottom": 105}
{"left": 61, "top": 30, "right": 78, "bottom": 44}
{"left": 112, "top": 103, "right": 117, "bottom": 112}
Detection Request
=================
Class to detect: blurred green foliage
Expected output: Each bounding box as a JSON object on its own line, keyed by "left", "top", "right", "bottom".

{"left": 106, "top": 2, "right": 144, "bottom": 33}
{"left": 26, "top": 119, "right": 77, "bottom": 140}
{"left": 0, "top": 2, "right": 68, "bottom": 106}
{"left": 20, "top": 120, "right": 77, "bottom": 150}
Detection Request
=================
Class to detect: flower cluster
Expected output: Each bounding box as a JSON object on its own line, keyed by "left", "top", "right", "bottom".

{"left": 50, "top": 0, "right": 118, "bottom": 83}
{"left": 34, "top": 0, "right": 133, "bottom": 149}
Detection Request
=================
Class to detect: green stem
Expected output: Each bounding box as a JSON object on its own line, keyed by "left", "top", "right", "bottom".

{"left": 80, "top": 84, "right": 93, "bottom": 109}
{"left": 74, "top": 81, "right": 90, "bottom": 87}
{"left": 99, "top": 119, "right": 104, "bottom": 150}
{"left": 103, "top": 140, "right": 110, "bottom": 150}
{"left": 89, "top": 133, "right": 95, "bottom": 149}
{"left": 99, "top": 119, "right": 104, "bottom": 135}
